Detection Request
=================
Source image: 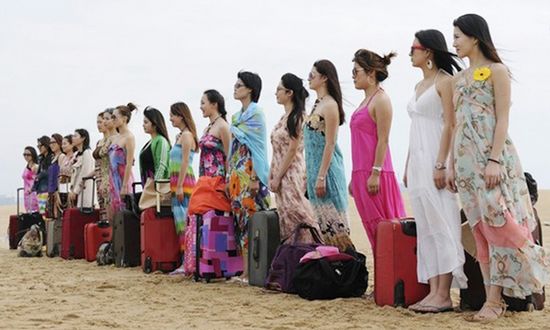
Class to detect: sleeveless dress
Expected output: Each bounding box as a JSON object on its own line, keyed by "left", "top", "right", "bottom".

{"left": 407, "top": 79, "right": 466, "bottom": 287}
{"left": 199, "top": 133, "right": 227, "bottom": 179}
{"left": 350, "top": 91, "right": 405, "bottom": 249}
{"left": 94, "top": 137, "right": 111, "bottom": 222}
{"left": 304, "top": 111, "right": 353, "bottom": 251}
{"left": 170, "top": 144, "right": 196, "bottom": 253}
{"left": 454, "top": 67, "right": 550, "bottom": 298}
{"left": 22, "top": 166, "right": 39, "bottom": 213}
{"left": 270, "top": 113, "right": 318, "bottom": 241}
{"left": 109, "top": 144, "right": 133, "bottom": 214}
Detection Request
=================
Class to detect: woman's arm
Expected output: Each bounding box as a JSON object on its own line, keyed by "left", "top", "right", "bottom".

{"left": 154, "top": 137, "right": 171, "bottom": 180}
{"left": 176, "top": 133, "right": 192, "bottom": 201}
{"left": 315, "top": 102, "right": 339, "bottom": 197}
{"left": 434, "top": 76, "right": 456, "bottom": 189}
{"left": 485, "top": 63, "right": 511, "bottom": 189}
{"left": 121, "top": 135, "right": 135, "bottom": 195}
{"left": 368, "top": 95, "right": 392, "bottom": 194}
{"left": 271, "top": 129, "right": 300, "bottom": 193}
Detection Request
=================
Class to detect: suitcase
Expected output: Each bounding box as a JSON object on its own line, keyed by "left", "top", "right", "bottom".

{"left": 183, "top": 215, "right": 198, "bottom": 275}
{"left": 112, "top": 186, "right": 142, "bottom": 268}
{"left": 459, "top": 208, "right": 545, "bottom": 311}
{"left": 374, "top": 218, "right": 429, "bottom": 307}
{"left": 84, "top": 221, "right": 112, "bottom": 262}
{"left": 248, "top": 209, "right": 281, "bottom": 287}
{"left": 140, "top": 207, "right": 180, "bottom": 273}
{"left": 194, "top": 210, "right": 243, "bottom": 282}
{"left": 46, "top": 217, "right": 63, "bottom": 257}
{"left": 9, "top": 188, "right": 45, "bottom": 249}
{"left": 60, "top": 177, "right": 100, "bottom": 260}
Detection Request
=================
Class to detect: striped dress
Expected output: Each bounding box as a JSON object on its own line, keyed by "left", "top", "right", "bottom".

{"left": 170, "top": 144, "right": 196, "bottom": 253}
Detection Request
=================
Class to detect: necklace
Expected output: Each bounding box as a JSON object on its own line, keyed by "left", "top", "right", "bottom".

{"left": 206, "top": 115, "right": 221, "bottom": 132}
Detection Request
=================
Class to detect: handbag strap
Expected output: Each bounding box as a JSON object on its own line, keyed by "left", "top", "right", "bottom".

{"left": 283, "top": 223, "right": 324, "bottom": 245}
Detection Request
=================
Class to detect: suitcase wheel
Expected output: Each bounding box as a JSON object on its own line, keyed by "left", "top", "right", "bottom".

{"left": 144, "top": 257, "right": 152, "bottom": 274}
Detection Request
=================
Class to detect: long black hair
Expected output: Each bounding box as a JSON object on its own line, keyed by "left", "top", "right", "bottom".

{"left": 281, "top": 73, "right": 309, "bottom": 139}
{"left": 37, "top": 135, "right": 52, "bottom": 155}
{"left": 453, "top": 14, "right": 503, "bottom": 64}
{"left": 143, "top": 106, "right": 171, "bottom": 145}
{"left": 415, "top": 29, "right": 462, "bottom": 75}
{"left": 313, "top": 60, "right": 345, "bottom": 126}
{"left": 203, "top": 89, "right": 227, "bottom": 121}
{"left": 74, "top": 129, "right": 90, "bottom": 150}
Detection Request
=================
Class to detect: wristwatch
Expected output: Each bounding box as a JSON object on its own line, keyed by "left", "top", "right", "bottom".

{"left": 372, "top": 166, "right": 382, "bottom": 173}
{"left": 435, "top": 162, "right": 446, "bottom": 170}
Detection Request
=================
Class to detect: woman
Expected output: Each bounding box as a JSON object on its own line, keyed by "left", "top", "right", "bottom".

{"left": 305, "top": 60, "right": 352, "bottom": 252}
{"left": 109, "top": 103, "right": 136, "bottom": 215}
{"left": 270, "top": 73, "right": 318, "bottom": 242}
{"left": 22, "top": 146, "right": 39, "bottom": 213}
{"left": 69, "top": 129, "right": 95, "bottom": 209}
{"left": 47, "top": 134, "right": 64, "bottom": 219}
{"left": 93, "top": 110, "right": 115, "bottom": 222}
{"left": 34, "top": 136, "right": 53, "bottom": 215}
{"left": 57, "top": 135, "right": 75, "bottom": 211}
{"left": 228, "top": 71, "right": 271, "bottom": 281}
{"left": 199, "top": 90, "right": 231, "bottom": 179}
{"left": 169, "top": 102, "right": 197, "bottom": 274}
{"left": 404, "top": 30, "right": 467, "bottom": 313}
{"left": 140, "top": 107, "right": 171, "bottom": 183}
{"left": 349, "top": 50, "right": 406, "bottom": 251}
{"left": 449, "top": 14, "right": 550, "bottom": 321}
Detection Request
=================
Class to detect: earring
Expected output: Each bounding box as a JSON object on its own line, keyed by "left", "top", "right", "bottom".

{"left": 427, "top": 60, "right": 433, "bottom": 70}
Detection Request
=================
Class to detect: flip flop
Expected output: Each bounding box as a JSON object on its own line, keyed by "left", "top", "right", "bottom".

{"left": 414, "top": 305, "right": 454, "bottom": 314}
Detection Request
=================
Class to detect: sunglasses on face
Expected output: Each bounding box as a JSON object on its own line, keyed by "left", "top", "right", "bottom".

{"left": 352, "top": 67, "right": 366, "bottom": 76}
{"left": 23, "top": 153, "right": 31, "bottom": 157}
{"left": 49, "top": 141, "right": 57, "bottom": 145}
{"left": 410, "top": 45, "right": 427, "bottom": 55}
{"left": 234, "top": 83, "right": 245, "bottom": 89}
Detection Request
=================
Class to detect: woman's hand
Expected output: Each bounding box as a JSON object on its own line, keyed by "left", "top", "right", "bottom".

{"left": 315, "top": 177, "right": 326, "bottom": 198}
{"left": 367, "top": 173, "right": 380, "bottom": 195}
{"left": 484, "top": 161, "right": 501, "bottom": 190}
{"left": 176, "top": 186, "right": 184, "bottom": 203}
{"left": 446, "top": 169, "right": 457, "bottom": 193}
{"left": 250, "top": 179, "right": 260, "bottom": 197}
{"left": 270, "top": 175, "right": 281, "bottom": 193}
{"left": 348, "top": 181, "right": 353, "bottom": 197}
{"left": 120, "top": 185, "right": 128, "bottom": 196}
{"left": 433, "top": 169, "right": 447, "bottom": 190}
{"left": 69, "top": 192, "right": 77, "bottom": 204}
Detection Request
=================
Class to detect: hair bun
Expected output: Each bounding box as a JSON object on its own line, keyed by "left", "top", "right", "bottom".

{"left": 382, "top": 52, "right": 397, "bottom": 66}
{"left": 127, "top": 102, "right": 137, "bottom": 111}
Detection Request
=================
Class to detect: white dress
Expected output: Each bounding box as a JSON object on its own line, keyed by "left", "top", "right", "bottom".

{"left": 406, "top": 78, "right": 467, "bottom": 288}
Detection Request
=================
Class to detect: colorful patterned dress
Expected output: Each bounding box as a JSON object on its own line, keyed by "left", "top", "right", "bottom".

{"left": 270, "top": 113, "right": 318, "bottom": 241}
{"left": 94, "top": 137, "right": 111, "bottom": 222}
{"left": 350, "top": 91, "right": 406, "bottom": 250}
{"left": 170, "top": 143, "right": 196, "bottom": 253}
{"left": 304, "top": 112, "right": 353, "bottom": 251}
{"left": 228, "top": 139, "right": 270, "bottom": 251}
{"left": 454, "top": 67, "right": 550, "bottom": 298}
{"left": 108, "top": 144, "right": 133, "bottom": 214}
{"left": 199, "top": 133, "right": 227, "bottom": 179}
{"left": 22, "top": 165, "right": 39, "bottom": 213}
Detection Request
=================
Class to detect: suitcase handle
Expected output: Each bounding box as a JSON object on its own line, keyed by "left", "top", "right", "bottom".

{"left": 252, "top": 230, "right": 260, "bottom": 261}
{"left": 16, "top": 187, "right": 23, "bottom": 216}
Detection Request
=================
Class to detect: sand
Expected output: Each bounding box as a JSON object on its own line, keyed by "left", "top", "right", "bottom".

{"left": 1, "top": 192, "right": 550, "bottom": 329}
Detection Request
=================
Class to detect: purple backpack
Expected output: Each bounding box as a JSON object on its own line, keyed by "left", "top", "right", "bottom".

{"left": 265, "top": 223, "right": 324, "bottom": 293}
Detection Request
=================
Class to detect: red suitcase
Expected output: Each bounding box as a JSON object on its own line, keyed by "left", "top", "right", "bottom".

{"left": 140, "top": 207, "right": 180, "bottom": 273}
{"left": 84, "top": 221, "right": 112, "bottom": 262}
{"left": 60, "top": 177, "right": 99, "bottom": 260}
{"left": 374, "top": 218, "right": 429, "bottom": 307}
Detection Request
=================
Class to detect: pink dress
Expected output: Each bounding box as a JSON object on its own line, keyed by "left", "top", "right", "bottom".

{"left": 350, "top": 91, "right": 406, "bottom": 249}
{"left": 22, "top": 166, "right": 39, "bottom": 213}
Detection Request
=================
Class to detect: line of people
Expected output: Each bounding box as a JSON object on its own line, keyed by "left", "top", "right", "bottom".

{"left": 18, "top": 13, "right": 550, "bottom": 322}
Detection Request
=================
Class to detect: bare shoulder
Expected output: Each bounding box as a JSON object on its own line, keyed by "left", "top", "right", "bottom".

{"left": 373, "top": 90, "right": 392, "bottom": 110}
{"left": 490, "top": 63, "right": 510, "bottom": 79}
{"left": 436, "top": 73, "right": 453, "bottom": 92}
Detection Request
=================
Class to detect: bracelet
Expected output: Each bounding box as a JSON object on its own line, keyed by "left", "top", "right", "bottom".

{"left": 317, "top": 176, "right": 325, "bottom": 181}
{"left": 488, "top": 158, "right": 501, "bottom": 165}
{"left": 372, "top": 166, "right": 382, "bottom": 173}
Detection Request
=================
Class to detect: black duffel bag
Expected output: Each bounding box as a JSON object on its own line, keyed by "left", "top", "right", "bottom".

{"left": 292, "top": 249, "right": 368, "bottom": 300}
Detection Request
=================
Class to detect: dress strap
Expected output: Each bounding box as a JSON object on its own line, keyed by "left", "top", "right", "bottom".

{"left": 365, "top": 88, "right": 382, "bottom": 108}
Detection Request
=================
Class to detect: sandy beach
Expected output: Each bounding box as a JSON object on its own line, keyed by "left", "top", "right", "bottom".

{"left": 1, "top": 191, "right": 550, "bottom": 330}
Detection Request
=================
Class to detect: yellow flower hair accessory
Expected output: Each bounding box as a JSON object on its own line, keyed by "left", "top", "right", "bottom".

{"left": 473, "top": 66, "right": 491, "bottom": 81}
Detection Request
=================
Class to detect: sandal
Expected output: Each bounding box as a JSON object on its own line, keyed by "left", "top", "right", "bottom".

{"left": 465, "top": 300, "right": 507, "bottom": 323}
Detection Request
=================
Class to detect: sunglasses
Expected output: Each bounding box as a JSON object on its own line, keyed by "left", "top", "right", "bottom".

{"left": 23, "top": 153, "right": 31, "bottom": 157}
{"left": 410, "top": 45, "right": 427, "bottom": 55}
{"left": 352, "top": 67, "right": 366, "bottom": 76}
{"left": 49, "top": 141, "right": 57, "bottom": 145}
{"left": 234, "top": 83, "right": 245, "bottom": 89}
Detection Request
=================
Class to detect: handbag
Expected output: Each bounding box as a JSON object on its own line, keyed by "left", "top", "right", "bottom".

{"left": 188, "top": 176, "right": 231, "bottom": 215}
{"left": 138, "top": 178, "right": 171, "bottom": 214}
{"left": 292, "top": 248, "right": 368, "bottom": 300}
{"left": 265, "top": 223, "right": 323, "bottom": 293}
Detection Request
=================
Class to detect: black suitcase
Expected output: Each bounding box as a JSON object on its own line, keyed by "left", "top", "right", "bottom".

{"left": 248, "top": 209, "right": 281, "bottom": 287}
{"left": 112, "top": 183, "right": 142, "bottom": 267}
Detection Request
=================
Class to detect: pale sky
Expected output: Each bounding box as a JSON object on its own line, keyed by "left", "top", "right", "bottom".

{"left": 1, "top": 0, "right": 549, "bottom": 199}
